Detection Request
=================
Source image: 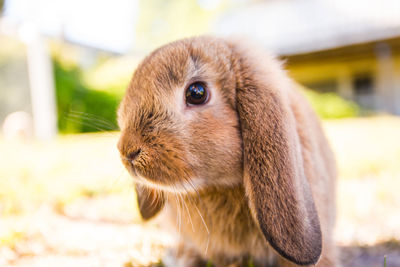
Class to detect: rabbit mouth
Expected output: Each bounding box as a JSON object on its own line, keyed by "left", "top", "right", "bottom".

{"left": 118, "top": 131, "right": 198, "bottom": 192}
{"left": 121, "top": 153, "right": 198, "bottom": 193}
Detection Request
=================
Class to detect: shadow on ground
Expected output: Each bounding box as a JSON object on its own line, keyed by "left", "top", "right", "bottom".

{"left": 340, "top": 240, "right": 400, "bottom": 267}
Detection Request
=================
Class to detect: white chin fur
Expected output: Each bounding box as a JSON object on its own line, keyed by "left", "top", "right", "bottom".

{"left": 133, "top": 172, "right": 203, "bottom": 194}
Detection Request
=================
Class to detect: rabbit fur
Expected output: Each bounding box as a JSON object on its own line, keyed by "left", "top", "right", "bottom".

{"left": 117, "top": 36, "right": 337, "bottom": 267}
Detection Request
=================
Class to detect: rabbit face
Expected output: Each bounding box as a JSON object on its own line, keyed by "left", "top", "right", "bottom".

{"left": 117, "top": 39, "right": 243, "bottom": 192}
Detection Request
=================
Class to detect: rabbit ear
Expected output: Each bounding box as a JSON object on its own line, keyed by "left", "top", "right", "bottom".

{"left": 135, "top": 184, "right": 165, "bottom": 220}
{"left": 234, "top": 53, "right": 322, "bottom": 265}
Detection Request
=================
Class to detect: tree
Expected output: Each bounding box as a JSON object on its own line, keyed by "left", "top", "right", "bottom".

{"left": 0, "top": 0, "right": 4, "bottom": 14}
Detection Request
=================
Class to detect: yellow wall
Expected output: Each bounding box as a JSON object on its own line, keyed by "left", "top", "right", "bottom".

{"left": 286, "top": 57, "right": 378, "bottom": 87}
{"left": 283, "top": 44, "right": 400, "bottom": 114}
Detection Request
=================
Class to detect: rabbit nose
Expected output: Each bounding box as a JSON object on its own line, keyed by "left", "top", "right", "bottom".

{"left": 117, "top": 132, "right": 143, "bottom": 162}
{"left": 127, "top": 148, "right": 142, "bottom": 162}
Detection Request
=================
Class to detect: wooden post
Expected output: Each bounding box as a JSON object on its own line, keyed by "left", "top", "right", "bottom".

{"left": 375, "top": 42, "right": 396, "bottom": 113}
{"left": 21, "top": 23, "right": 57, "bottom": 140}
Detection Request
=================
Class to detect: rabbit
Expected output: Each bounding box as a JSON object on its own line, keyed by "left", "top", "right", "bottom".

{"left": 117, "top": 36, "right": 337, "bottom": 267}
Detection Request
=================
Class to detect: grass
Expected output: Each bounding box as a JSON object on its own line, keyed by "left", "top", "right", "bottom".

{"left": 323, "top": 116, "right": 400, "bottom": 180}
{"left": 322, "top": 116, "right": 400, "bottom": 246}
{"left": 0, "top": 132, "right": 141, "bottom": 255}
{"left": 1, "top": 116, "right": 400, "bottom": 265}
{"left": 0, "top": 132, "right": 134, "bottom": 216}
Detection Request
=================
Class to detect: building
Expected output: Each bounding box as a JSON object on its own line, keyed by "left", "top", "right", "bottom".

{"left": 216, "top": 0, "right": 400, "bottom": 114}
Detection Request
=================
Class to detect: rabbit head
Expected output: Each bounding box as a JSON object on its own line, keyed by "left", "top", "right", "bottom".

{"left": 118, "top": 38, "right": 243, "bottom": 191}
{"left": 118, "top": 36, "right": 323, "bottom": 265}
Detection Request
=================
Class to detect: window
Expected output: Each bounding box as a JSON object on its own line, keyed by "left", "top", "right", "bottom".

{"left": 353, "top": 75, "right": 374, "bottom": 109}
{"left": 354, "top": 76, "right": 373, "bottom": 95}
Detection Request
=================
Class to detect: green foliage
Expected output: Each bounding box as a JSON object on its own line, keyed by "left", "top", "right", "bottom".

{"left": 53, "top": 59, "right": 121, "bottom": 133}
{"left": 302, "top": 88, "right": 360, "bottom": 119}
{"left": 0, "top": 0, "right": 4, "bottom": 14}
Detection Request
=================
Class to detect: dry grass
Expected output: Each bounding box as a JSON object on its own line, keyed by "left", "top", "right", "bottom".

{"left": 323, "top": 116, "right": 400, "bottom": 245}
{"left": 0, "top": 133, "right": 133, "bottom": 216}
{"left": 324, "top": 116, "right": 400, "bottom": 180}
{"left": 1, "top": 116, "right": 400, "bottom": 266}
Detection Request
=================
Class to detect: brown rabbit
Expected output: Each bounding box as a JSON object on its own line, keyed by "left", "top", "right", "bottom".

{"left": 117, "top": 36, "right": 337, "bottom": 267}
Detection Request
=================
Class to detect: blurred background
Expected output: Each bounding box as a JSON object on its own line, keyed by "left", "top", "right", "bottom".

{"left": 0, "top": 0, "right": 400, "bottom": 266}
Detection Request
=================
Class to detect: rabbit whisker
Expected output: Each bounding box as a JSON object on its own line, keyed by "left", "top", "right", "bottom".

{"left": 67, "top": 112, "right": 116, "bottom": 130}
{"left": 68, "top": 110, "right": 117, "bottom": 129}
{"left": 103, "top": 168, "right": 128, "bottom": 192}
{"left": 179, "top": 191, "right": 195, "bottom": 233}
{"left": 64, "top": 116, "right": 114, "bottom": 136}
{"left": 194, "top": 203, "right": 210, "bottom": 255}
{"left": 173, "top": 185, "right": 182, "bottom": 241}
{"left": 185, "top": 179, "right": 211, "bottom": 255}
{"left": 65, "top": 114, "right": 110, "bottom": 131}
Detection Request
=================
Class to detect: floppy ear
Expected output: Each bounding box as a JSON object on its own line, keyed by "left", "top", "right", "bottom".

{"left": 135, "top": 184, "right": 165, "bottom": 220}
{"left": 234, "top": 52, "right": 322, "bottom": 265}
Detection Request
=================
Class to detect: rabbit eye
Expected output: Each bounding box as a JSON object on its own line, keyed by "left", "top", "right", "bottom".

{"left": 185, "top": 82, "right": 209, "bottom": 105}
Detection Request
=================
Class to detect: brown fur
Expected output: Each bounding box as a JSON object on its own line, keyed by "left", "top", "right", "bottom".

{"left": 117, "top": 36, "right": 337, "bottom": 267}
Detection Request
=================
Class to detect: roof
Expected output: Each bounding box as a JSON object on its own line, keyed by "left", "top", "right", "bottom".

{"left": 215, "top": 0, "right": 400, "bottom": 55}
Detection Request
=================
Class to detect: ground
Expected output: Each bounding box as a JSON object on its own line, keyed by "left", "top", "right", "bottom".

{"left": 1, "top": 116, "right": 400, "bottom": 267}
